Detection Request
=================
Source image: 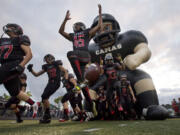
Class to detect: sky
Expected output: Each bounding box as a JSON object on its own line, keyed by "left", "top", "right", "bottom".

{"left": 0, "top": 0, "right": 180, "bottom": 105}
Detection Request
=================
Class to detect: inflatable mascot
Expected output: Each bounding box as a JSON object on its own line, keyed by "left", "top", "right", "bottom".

{"left": 86, "top": 14, "right": 169, "bottom": 120}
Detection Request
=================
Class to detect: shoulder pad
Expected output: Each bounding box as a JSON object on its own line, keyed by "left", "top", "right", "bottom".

{"left": 55, "top": 60, "right": 63, "bottom": 66}
{"left": 19, "top": 35, "right": 31, "bottom": 46}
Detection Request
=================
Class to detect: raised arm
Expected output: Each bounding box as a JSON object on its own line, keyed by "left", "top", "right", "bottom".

{"left": 89, "top": 4, "right": 102, "bottom": 38}
{"left": 58, "top": 10, "right": 72, "bottom": 41}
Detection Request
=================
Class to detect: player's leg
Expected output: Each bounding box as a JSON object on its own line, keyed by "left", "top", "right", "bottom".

{"left": 59, "top": 93, "right": 71, "bottom": 122}
{"left": 40, "top": 82, "right": 60, "bottom": 123}
{"left": 67, "top": 51, "right": 83, "bottom": 82}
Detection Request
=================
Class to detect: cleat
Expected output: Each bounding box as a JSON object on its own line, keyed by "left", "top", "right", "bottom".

{"left": 39, "top": 119, "right": 51, "bottom": 124}
{"left": 72, "top": 115, "right": 80, "bottom": 121}
{"left": 16, "top": 119, "right": 23, "bottom": 123}
{"left": 39, "top": 114, "right": 51, "bottom": 124}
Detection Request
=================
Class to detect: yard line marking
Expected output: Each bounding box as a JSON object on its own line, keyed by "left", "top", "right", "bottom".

{"left": 83, "top": 128, "right": 102, "bottom": 132}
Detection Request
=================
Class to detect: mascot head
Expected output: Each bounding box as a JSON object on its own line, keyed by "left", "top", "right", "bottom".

{"left": 91, "top": 13, "right": 120, "bottom": 48}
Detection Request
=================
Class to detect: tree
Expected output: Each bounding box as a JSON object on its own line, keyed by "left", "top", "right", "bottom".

{"left": 3, "top": 93, "right": 10, "bottom": 100}
{"left": 54, "top": 96, "right": 63, "bottom": 108}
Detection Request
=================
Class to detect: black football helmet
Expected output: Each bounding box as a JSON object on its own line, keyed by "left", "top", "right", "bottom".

{"left": 104, "top": 54, "right": 114, "bottom": 65}
{"left": 91, "top": 14, "right": 120, "bottom": 48}
{"left": 3, "top": 23, "right": 23, "bottom": 35}
{"left": 68, "top": 73, "right": 74, "bottom": 79}
{"left": 43, "top": 54, "right": 55, "bottom": 63}
{"left": 19, "top": 73, "right": 27, "bottom": 80}
{"left": 73, "top": 22, "right": 86, "bottom": 33}
{"left": 120, "top": 74, "right": 127, "bottom": 81}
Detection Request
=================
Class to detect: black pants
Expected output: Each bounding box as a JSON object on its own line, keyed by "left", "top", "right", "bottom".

{"left": 41, "top": 81, "right": 60, "bottom": 100}
{"left": 67, "top": 50, "right": 91, "bottom": 82}
{"left": 62, "top": 91, "right": 82, "bottom": 110}
{"left": 0, "top": 61, "right": 21, "bottom": 96}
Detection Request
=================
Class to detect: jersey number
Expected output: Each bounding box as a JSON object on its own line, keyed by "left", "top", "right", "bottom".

{"left": 0, "top": 45, "right": 13, "bottom": 59}
{"left": 74, "top": 34, "right": 85, "bottom": 48}
{"left": 48, "top": 68, "right": 57, "bottom": 78}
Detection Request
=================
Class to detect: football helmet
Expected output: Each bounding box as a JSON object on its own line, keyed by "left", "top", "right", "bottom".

{"left": 3, "top": 23, "right": 23, "bottom": 35}
{"left": 73, "top": 22, "right": 86, "bottom": 33}
{"left": 43, "top": 54, "right": 55, "bottom": 63}
{"left": 91, "top": 14, "right": 120, "bottom": 48}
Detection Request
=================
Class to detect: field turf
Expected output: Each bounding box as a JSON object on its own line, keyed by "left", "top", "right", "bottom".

{"left": 0, "top": 119, "right": 179, "bottom": 135}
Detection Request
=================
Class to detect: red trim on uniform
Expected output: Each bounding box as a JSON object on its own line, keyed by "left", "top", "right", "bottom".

{"left": 74, "top": 60, "right": 82, "bottom": 78}
{"left": 26, "top": 98, "right": 34, "bottom": 105}
{"left": 84, "top": 86, "right": 92, "bottom": 101}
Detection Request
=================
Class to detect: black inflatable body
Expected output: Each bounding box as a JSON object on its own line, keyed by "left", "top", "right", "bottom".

{"left": 87, "top": 13, "right": 169, "bottom": 120}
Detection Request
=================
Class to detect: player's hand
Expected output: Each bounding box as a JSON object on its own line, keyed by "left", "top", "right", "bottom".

{"left": 11, "top": 65, "right": 24, "bottom": 74}
{"left": 27, "top": 64, "right": 33, "bottom": 72}
{"left": 98, "top": 4, "right": 102, "bottom": 14}
{"left": 65, "top": 10, "right": 71, "bottom": 21}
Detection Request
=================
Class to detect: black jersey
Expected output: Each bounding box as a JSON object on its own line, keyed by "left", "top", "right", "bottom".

{"left": 64, "top": 76, "right": 74, "bottom": 92}
{"left": 69, "top": 29, "right": 90, "bottom": 51}
{"left": 89, "top": 30, "right": 148, "bottom": 63}
{"left": 104, "top": 63, "right": 120, "bottom": 82}
{"left": 0, "top": 35, "right": 30, "bottom": 64}
{"left": 120, "top": 81, "right": 130, "bottom": 96}
{"left": 42, "top": 60, "right": 62, "bottom": 82}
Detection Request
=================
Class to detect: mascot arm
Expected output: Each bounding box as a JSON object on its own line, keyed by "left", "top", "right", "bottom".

{"left": 123, "top": 43, "right": 151, "bottom": 70}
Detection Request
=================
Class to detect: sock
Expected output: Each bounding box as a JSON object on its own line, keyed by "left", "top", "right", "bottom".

{"left": 16, "top": 112, "right": 21, "bottom": 120}
{"left": 26, "top": 98, "right": 34, "bottom": 105}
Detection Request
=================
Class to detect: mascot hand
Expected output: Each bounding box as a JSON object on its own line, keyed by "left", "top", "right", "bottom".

{"left": 124, "top": 43, "right": 151, "bottom": 70}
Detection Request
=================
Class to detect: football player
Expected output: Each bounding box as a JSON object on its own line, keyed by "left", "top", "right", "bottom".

{"left": 119, "top": 74, "right": 136, "bottom": 119}
{"left": 60, "top": 73, "right": 83, "bottom": 122}
{"left": 27, "top": 54, "right": 68, "bottom": 123}
{"left": 0, "top": 23, "right": 38, "bottom": 117}
{"left": 58, "top": 4, "right": 102, "bottom": 116}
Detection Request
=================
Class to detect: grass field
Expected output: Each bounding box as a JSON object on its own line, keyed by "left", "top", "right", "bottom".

{"left": 0, "top": 119, "right": 180, "bottom": 135}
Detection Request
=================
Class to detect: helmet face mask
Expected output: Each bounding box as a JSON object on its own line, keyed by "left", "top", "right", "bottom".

{"left": 73, "top": 22, "right": 86, "bottom": 33}
{"left": 105, "top": 54, "right": 114, "bottom": 65}
{"left": 120, "top": 74, "right": 127, "bottom": 82}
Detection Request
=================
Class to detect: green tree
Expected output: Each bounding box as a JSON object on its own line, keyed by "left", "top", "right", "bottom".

{"left": 54, "top": 96, "right": 63, "bottom": 108}
{"left": 3, "top": 93, "right": 10, "bottom": 100}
